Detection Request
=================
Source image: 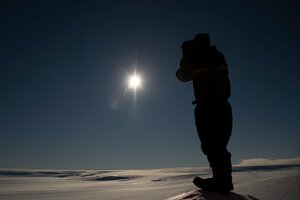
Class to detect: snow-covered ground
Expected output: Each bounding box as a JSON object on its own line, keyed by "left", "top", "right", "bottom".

{"left": 0, "top": 161, "right": 299, "bottom": 200}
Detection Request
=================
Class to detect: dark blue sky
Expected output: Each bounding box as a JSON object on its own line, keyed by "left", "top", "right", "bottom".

{"left": 1, "top": 0, "right": 299, "bottom": 170}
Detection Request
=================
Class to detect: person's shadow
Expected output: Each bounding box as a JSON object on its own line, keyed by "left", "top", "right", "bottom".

{"left": 179, "top": 190, "right": 259, "bottom": 200}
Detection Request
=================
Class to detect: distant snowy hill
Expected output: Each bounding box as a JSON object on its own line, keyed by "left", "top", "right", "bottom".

{"left": 0, "top": 159, "right": 299, "bottom": 200}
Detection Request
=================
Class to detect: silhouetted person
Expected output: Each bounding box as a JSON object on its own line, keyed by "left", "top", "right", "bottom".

{"left": 176, "top": 33, "right": 233, "bottom": 194}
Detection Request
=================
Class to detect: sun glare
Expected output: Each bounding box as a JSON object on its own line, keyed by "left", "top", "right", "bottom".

{"left": 128, "top": 74, "right": 141, "bottom": 90}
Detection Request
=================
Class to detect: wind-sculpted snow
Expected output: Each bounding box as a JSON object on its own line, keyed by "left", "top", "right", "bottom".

{"left": 0, "top": 169, "right": 116, "bottom": 179}
{"left": 88, "top": 175, "right": 139, "bottom": 181}
{"left": 0, "top": 168, "right": 207, "bottom": 183}
{"left": 0, "top": 163, "right": 299, "bottom": 200}
{"left": 0, "top": 169, "right": 143, "bottom": 183}
{"left": 0, "top": 169, "right": 84, "bottom": 177}
{"left": 1, "top": 164, "right": 299, "bottom": 181}
{"left": 233, "top": 164, "right": 300, "bottom": 172}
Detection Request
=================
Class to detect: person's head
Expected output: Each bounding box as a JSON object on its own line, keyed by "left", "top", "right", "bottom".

{"left": 193, "top": 33, "right": 210, "bottom": 47}
{"left": 181, "top": 33, "right": 211, "bottom": 57}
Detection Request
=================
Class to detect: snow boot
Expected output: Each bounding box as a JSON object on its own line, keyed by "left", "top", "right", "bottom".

{"left": 193, "top": 177, "right": 233, "bottom": 194}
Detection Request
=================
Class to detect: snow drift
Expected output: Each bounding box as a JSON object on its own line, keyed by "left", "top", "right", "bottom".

{"left": 0, "top": 159, "right": 299, "bottom": 200}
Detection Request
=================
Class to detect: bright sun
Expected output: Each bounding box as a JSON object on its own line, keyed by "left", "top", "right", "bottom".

{"left": 128, "top": 74, "right": 141, "bottom": 90}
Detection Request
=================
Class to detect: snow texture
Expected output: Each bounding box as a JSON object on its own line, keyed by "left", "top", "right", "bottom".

{"left": 0, "top": 162, "right": 299, "bottom": 200}
{"left": 167, "top": 190, "right": 259, "bottom": 200}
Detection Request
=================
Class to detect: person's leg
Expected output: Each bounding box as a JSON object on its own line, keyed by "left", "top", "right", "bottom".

{"left": 194, "top": 102, "right": 233, "bottom": 192}
{"left": 209, "top": 102, "right": 232, "bottom": 184}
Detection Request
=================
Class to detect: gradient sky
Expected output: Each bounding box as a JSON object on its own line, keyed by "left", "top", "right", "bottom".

{"left": 1, "top": 0, "right": 299, "bottom": 170}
